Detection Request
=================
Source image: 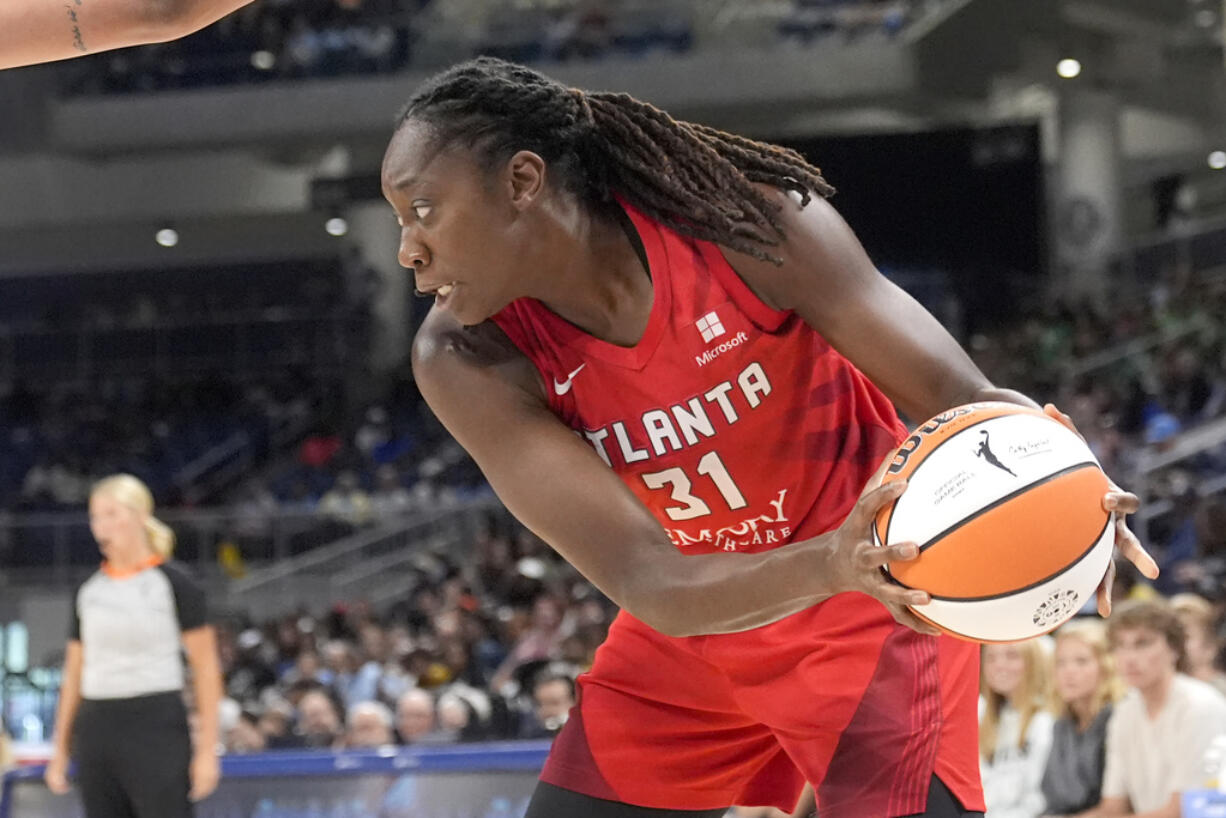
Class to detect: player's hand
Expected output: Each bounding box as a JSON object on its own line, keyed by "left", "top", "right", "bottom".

{"left": 1043, "top": 404, "right": 1160, "bottom": 615}
{"left": 189, "top": 750, "right": 220, "bottom": 801}
{"left": 44, "top": 754, "right": 71, "bottom": 794}
{"left": 829, "top": 480, "right": 940, "bottom": 636}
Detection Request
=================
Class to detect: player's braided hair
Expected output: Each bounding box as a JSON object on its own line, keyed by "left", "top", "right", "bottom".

{"left": 397, "top": 57, "right": 835, "bottom": 264}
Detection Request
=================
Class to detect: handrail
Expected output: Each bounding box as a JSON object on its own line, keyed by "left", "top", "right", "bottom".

{"left": 227, "top": 498, "right": 499, "bottom": 595}
{"left": 1065, "top": 318, "right": 1211, "bottom": 379}
{"left": 1134, "top": 414, "right": 1226, "bottom": 475}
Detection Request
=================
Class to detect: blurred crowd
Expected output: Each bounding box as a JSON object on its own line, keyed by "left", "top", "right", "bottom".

{"left": 970, "top": 268, "right": 1226, "bottom": 601}
{"left": 208, "top": 518, "right": 610, "bottom": 753}
{"left": 57, "top": 0, "right": 932, "bottom": 96}
{"left": 975, "top": 596, "right": 1226, "bottom": 817}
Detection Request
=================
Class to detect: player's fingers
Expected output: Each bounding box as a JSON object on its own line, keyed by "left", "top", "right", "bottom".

{"left": 1096, "top": 557, "right": 1117, "bottom": 618}
{"left": 850, "top": 480, "right": 906, "bottom": 529}
{"left": 884, "top": 583, "right": 930, "bottom": 609}
{"left": 856, "top": 541, "right": 917, "bottom": 570}
{"left": 1103, "top": 490, "right": 1140, "bottom": 515}
{"left": 1115, "top": 518, "right": 1159, "bottom": 580}
{"left": 889, "top": 604, "right": 941, "bottom": 637}
{"left": 1043, "top": 403, "right": 1084, "bottom": 440}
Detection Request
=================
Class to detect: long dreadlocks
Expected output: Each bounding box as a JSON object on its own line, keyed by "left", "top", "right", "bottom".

{"left": 397, "top": 57, "right": 835, "bottom": 265}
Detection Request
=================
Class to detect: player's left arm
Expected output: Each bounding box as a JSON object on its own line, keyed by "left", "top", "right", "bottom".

{"left": 722, "top": 189, "right": 1158, "bottom": 610}
{"left": 0, "top": 0, "right": 253, "bottom": 70}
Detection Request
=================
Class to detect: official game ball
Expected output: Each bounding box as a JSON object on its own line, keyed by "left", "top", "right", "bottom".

{"left": 873, "top": 402, "right": 1114, "bottom": 643}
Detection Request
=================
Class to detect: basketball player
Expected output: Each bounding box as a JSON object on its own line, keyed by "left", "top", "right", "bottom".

{"left": 385, "top": 58, "right": 1158, "bottom": 818}
{"left": 45, "top": 475, "right": 222, "bottom": 817}
{"left": 1, "top": 0, "right": 250, "bottom": 70}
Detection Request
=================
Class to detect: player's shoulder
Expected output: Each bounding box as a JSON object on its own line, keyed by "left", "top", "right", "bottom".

{"left": 718, "top": 183, "right": 854, "bottom": 313}
{"left": 412, "top": 308, "right": 544, "bottom": 407}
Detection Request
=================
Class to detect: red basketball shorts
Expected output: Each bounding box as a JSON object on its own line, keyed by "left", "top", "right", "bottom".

{"left": 540, "top": 592, "right": 984, "bottom": 817}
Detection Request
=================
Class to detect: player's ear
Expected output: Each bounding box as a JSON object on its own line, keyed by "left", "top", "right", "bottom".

{"left": 505, "top": 150, "right": 546, "bottom": 210}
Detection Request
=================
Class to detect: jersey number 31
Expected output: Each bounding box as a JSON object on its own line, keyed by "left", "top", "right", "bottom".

{"left": 641, "top": 452, "right": 747, "bottom": 521}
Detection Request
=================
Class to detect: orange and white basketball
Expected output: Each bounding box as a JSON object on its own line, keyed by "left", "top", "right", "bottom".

{"left": 873, "top": 402, "right": 1114, "bottom": 643}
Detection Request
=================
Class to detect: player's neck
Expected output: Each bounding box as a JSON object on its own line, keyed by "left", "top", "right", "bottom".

{"left": 531, "top": 201, "right": 653, "bottom": 347}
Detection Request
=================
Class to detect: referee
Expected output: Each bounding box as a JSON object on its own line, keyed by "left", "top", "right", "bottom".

{"left": 44, "top": 474, "right": 223, "bottom": 817}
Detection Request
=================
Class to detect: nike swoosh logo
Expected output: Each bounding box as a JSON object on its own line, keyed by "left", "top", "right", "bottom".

{"left": 553, "top": 364, "right": 586, "bottom": 396}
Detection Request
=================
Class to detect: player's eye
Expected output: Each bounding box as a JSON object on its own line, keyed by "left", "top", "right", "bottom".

{"left": 412, "top": 203, "right": 432, "bottom": 221}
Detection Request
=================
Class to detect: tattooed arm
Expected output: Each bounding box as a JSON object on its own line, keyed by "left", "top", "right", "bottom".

{"left": 1, "top": 0, "right": 252, "bottom": 69}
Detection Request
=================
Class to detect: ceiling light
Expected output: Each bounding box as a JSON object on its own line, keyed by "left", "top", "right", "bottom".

{"left": 1056, "top": 58, "right": 1082, "bottom": 79}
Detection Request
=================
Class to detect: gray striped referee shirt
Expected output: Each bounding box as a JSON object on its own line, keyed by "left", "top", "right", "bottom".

{"left": 69, "top": 560, "right": 207, "bottom": 700}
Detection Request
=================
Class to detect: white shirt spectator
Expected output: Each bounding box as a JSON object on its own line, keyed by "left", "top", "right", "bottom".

{"left": 1101, "top": 674, "right": 1226, "bottom": 813}
{"left": 980, "top": 703, "right": 1054, "bottom": 818}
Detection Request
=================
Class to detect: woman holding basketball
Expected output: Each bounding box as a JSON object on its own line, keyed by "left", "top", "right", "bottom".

{"left": 386, "top": 58, "right": 1158, "bottom": 818}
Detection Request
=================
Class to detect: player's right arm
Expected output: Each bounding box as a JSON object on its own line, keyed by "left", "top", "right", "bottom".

{"left": 412, "top": 309, "right": 936, "bottom": 637}
{"left": 0, "top": 0, "right": 252, "bottom": 70}
{"left": 44, "top": 639, "right": 82, "bottom": 794}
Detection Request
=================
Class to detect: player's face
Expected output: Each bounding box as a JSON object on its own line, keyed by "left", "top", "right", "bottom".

{"left": 981, "top": 643, "right": 1026, "bottom": 698}
{"left": 1112, "top": 626, "right": 1177, "bottom": 691}
{"left": 1054, "top": 637, "right": 1101, "bottom": 706}
{"left": 87, "top": 491, "right": 144, "bottom": 559}
{"left": 381, "top": 120, "right": 531, "bottom": 326}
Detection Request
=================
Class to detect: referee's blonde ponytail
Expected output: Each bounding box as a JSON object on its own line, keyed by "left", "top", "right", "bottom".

{"left": 90, "top": 474, "right": 176, "bottom": 558}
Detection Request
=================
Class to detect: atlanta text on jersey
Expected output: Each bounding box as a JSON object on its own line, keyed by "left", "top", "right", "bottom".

{"left": 581, "top": 361, "right": 772, "bottom": 468}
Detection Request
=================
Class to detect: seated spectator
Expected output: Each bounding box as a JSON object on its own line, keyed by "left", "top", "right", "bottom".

{"left": 1041, "top": 620, "right": 1123, "bottom": 816}
{"left": 343, "top": 701, "right": 395, "bottom": 749}
{"left": 518, "top": 666, "right": 576, "bottom": 740}
{"left": 979, "top": 640, "right": 1055, "bottom": 818}
{"left": 1090, "top": 600, "right": 1226, "bottom": 816}
{"left": 319, "top": 470, "right": 373, "bottom": 528}
{"left": 225, "top": 711, "right": 268, "bottom": 754}
{"left": 257, "top": 698, "right": 299, "bottom": 750}
{"left": 1170, "top": 593, "right": 1226, "bottom": 698}
{"left": 395, "top": 688, "right": 449, "bottom": 745}
{"left": 295, "top": 689, "right": 344, "bottom": 749}
{"left": 370, "top": 464, "right": 413, "bottom": 518}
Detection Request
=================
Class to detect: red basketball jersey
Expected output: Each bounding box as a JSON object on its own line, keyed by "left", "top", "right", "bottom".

{"left": 492, "top": 201, "right": 907, "bottom": 554}
{"left": 490, "top": 200, "right": 984, "bottom": 815}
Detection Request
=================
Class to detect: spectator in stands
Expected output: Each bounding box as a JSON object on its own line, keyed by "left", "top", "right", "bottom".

{"left": 343, "top": 701, "right": 395, "bottom": 749}
{"left": 224, "top": 710, "right": 268, "bottom": 754}
{"left": 370, "top": 464, "right": 413, "bottom": 518}
{"left": 395, "top": 688, "right": 446, "bottom": 745}
{"left": 257, "top": 698, "right": 298, "bottom": 749}
{"left": 519, "top": 666, "right": 576, "bottom": 739}
{"left": 1088, "top": 599, "right": 1226, "bottom": 817}
{"left": 489, "top": 595, "right": 565, "bottom": 693}
{"left": 295, "top": 689, "right": 344, "bottom": 749}
{"left": 434, "top": 691, "right": 481, "bottom": 743}
{"left": 980, "top": 640, "right": 1056, "bottom": 818}
{"left": 1170, "top": 593, "right": 1226, "bottom": 698}
{"left": 1041, "top": 620, "right": 1123, "bottom": 816}
{"left": 355, "top": 406, "right": 392, "bottom": 457}
{"left": 318, "top": 470, "right": 373, "bottom": 528}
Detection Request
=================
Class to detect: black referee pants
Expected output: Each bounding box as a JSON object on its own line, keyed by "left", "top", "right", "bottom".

{"left": 72, "top": 692, "right": 194, "bottom": 818}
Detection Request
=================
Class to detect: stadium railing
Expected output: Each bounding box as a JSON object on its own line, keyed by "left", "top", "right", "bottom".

{"left": 0, "top": 740, "right": 552, "bottom": 818}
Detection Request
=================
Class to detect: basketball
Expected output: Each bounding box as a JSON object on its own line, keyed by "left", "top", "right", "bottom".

{"left": 873, "top": 402, "right": 1114, "bottom": 643}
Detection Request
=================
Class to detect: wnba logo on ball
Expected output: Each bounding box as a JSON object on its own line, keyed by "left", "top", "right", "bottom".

{"left": 1032, "top": 589, "right": 1080, "bottom": 628}
{"left": 886, "top": 405, "right": 976, "bottom": 475}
